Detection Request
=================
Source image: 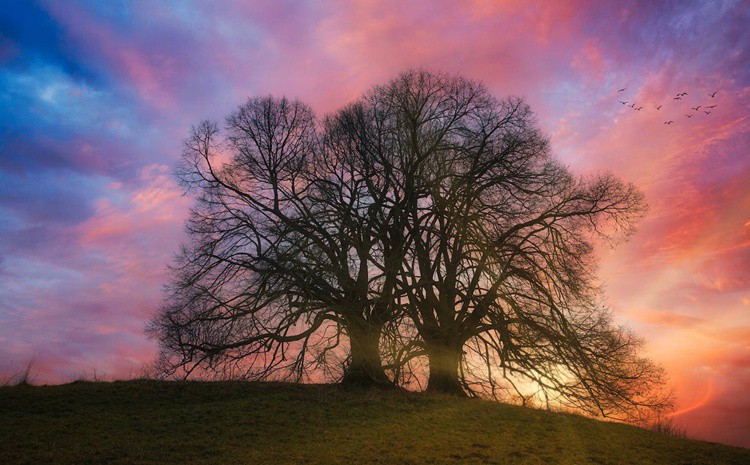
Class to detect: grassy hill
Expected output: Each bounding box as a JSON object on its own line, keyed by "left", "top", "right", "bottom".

{"left": 1, "top": 380, "right": 747, "bottom": 464}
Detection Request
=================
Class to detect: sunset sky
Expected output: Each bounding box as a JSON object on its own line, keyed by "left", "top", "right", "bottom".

{"left": 1, "top": 0, "right": 748, "bottom": 447}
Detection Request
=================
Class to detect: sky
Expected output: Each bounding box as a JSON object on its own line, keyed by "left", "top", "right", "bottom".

{"left": 1, "top": 0, "right": 749, "bottom": 448}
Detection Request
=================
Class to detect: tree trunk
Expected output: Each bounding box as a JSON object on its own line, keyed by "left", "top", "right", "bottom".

{"left": 341, "top": 321, "right": 392, "bottom": 388}
{"left": 426, "top": 342, "right": 465, "bottom": 396}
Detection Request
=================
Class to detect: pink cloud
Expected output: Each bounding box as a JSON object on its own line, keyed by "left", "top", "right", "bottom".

{"left": 78, "top": 164, "right": 186, "bottom": 249}
{"left": 0, "top": 163, "right": 188, "bottom": 383}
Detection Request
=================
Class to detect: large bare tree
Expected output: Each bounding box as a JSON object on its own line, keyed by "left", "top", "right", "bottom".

{"left": 148, "top": 96, "right": 396, "bottom": 386}
{"left": 337, "top": 70, "right": 669, "bottom": 420}
{"left": 149, "top": 70, "right": 670, "bottom": 421}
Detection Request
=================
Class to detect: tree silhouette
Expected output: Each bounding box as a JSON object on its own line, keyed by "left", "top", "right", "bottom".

{"left": 320, "top": 71, "right": 668, "bottom": 420}
{"left": 148, "top": 97, "right": 395, "bottom": 385}
{"left": 149, "top": 70, "right": 670, "bottom": 421}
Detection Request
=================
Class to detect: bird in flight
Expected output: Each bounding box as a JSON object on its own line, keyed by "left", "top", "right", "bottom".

{"left": 619, "top": 100, "right": 628, "bottom": 105}
{"left": 673, "top": 96, "right": 682, "bottom": 100}
{"left": 691, "top": 105, "right": 701, "bottom": 111}
{"left": 629, "top": 103, "right": 636, "bottom": 108}
{"left": 706, "top": 105, "right": 718, "bottom": 109}
{"left": 685, "top": 114, "right": 693, "bottom": 118}
{"left": 656, "top": 105, "right": 663, "bottom": 110}
{"left": 704, "top": 111, "right": 712, "bottom": 114}
{"left": 678, "top": 92, "right": 688, "bottom": 97}
{"left": 709, "top": 91, "right": 718, "bottom": 98}
{"left": 618, "top": 88, "right": 627, "bottom": 92}
{"left": 664, "top": 121, "right": 674, "bottom": 125}
{"left": 635, "top": 106, "right": 643, "bottom": 111}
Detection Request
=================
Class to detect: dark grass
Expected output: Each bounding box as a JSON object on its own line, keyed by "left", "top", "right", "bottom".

{"left": 1, "top": 380, "right": 747, "bottom": 464}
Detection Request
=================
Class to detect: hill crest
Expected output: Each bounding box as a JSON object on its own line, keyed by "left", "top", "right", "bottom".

{"left": 1, "top": 380, "right": 747, "bottom": 464}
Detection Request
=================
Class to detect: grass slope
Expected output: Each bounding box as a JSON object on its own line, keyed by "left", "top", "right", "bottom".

{"left": 1, "top": 380, "right": 747, "bottom": 464}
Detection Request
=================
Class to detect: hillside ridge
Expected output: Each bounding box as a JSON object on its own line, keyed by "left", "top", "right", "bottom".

{"left": 1, "top": 380, "right": 747, "bottom": 464}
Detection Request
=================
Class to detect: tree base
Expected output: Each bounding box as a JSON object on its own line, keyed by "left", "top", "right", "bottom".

{"left": 426, "top": 374, "right": 467, "bottom": 396}
{"left": 340, "top": 368, "right": 395, "bottom": 389}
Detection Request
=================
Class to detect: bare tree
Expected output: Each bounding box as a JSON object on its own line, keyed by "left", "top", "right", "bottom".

{"left": 148, "top": 96, "right": 394, "bottom": 386}
{"left": 343, "top": 70, "right": 670, "bottom": 420}
{"left": 149, "top": 71, "right": 671, "bottom": 422}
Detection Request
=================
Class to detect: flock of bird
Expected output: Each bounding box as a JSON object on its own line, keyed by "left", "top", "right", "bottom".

{"left": 615, "top": 87, "right": 719, "bottom": 125}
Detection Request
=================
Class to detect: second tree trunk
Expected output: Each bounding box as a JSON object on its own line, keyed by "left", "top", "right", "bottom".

{"left": 426, "top": 341, "right": 465, "bottom": 395}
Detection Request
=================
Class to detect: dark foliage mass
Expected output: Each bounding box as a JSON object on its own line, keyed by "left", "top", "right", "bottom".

{"left": 148, "top": 70, "right": 671, "bottom": 422}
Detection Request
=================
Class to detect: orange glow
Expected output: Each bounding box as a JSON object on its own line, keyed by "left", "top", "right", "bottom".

{"left": 670, "top": 380, "right": 715, "bottom": 418}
